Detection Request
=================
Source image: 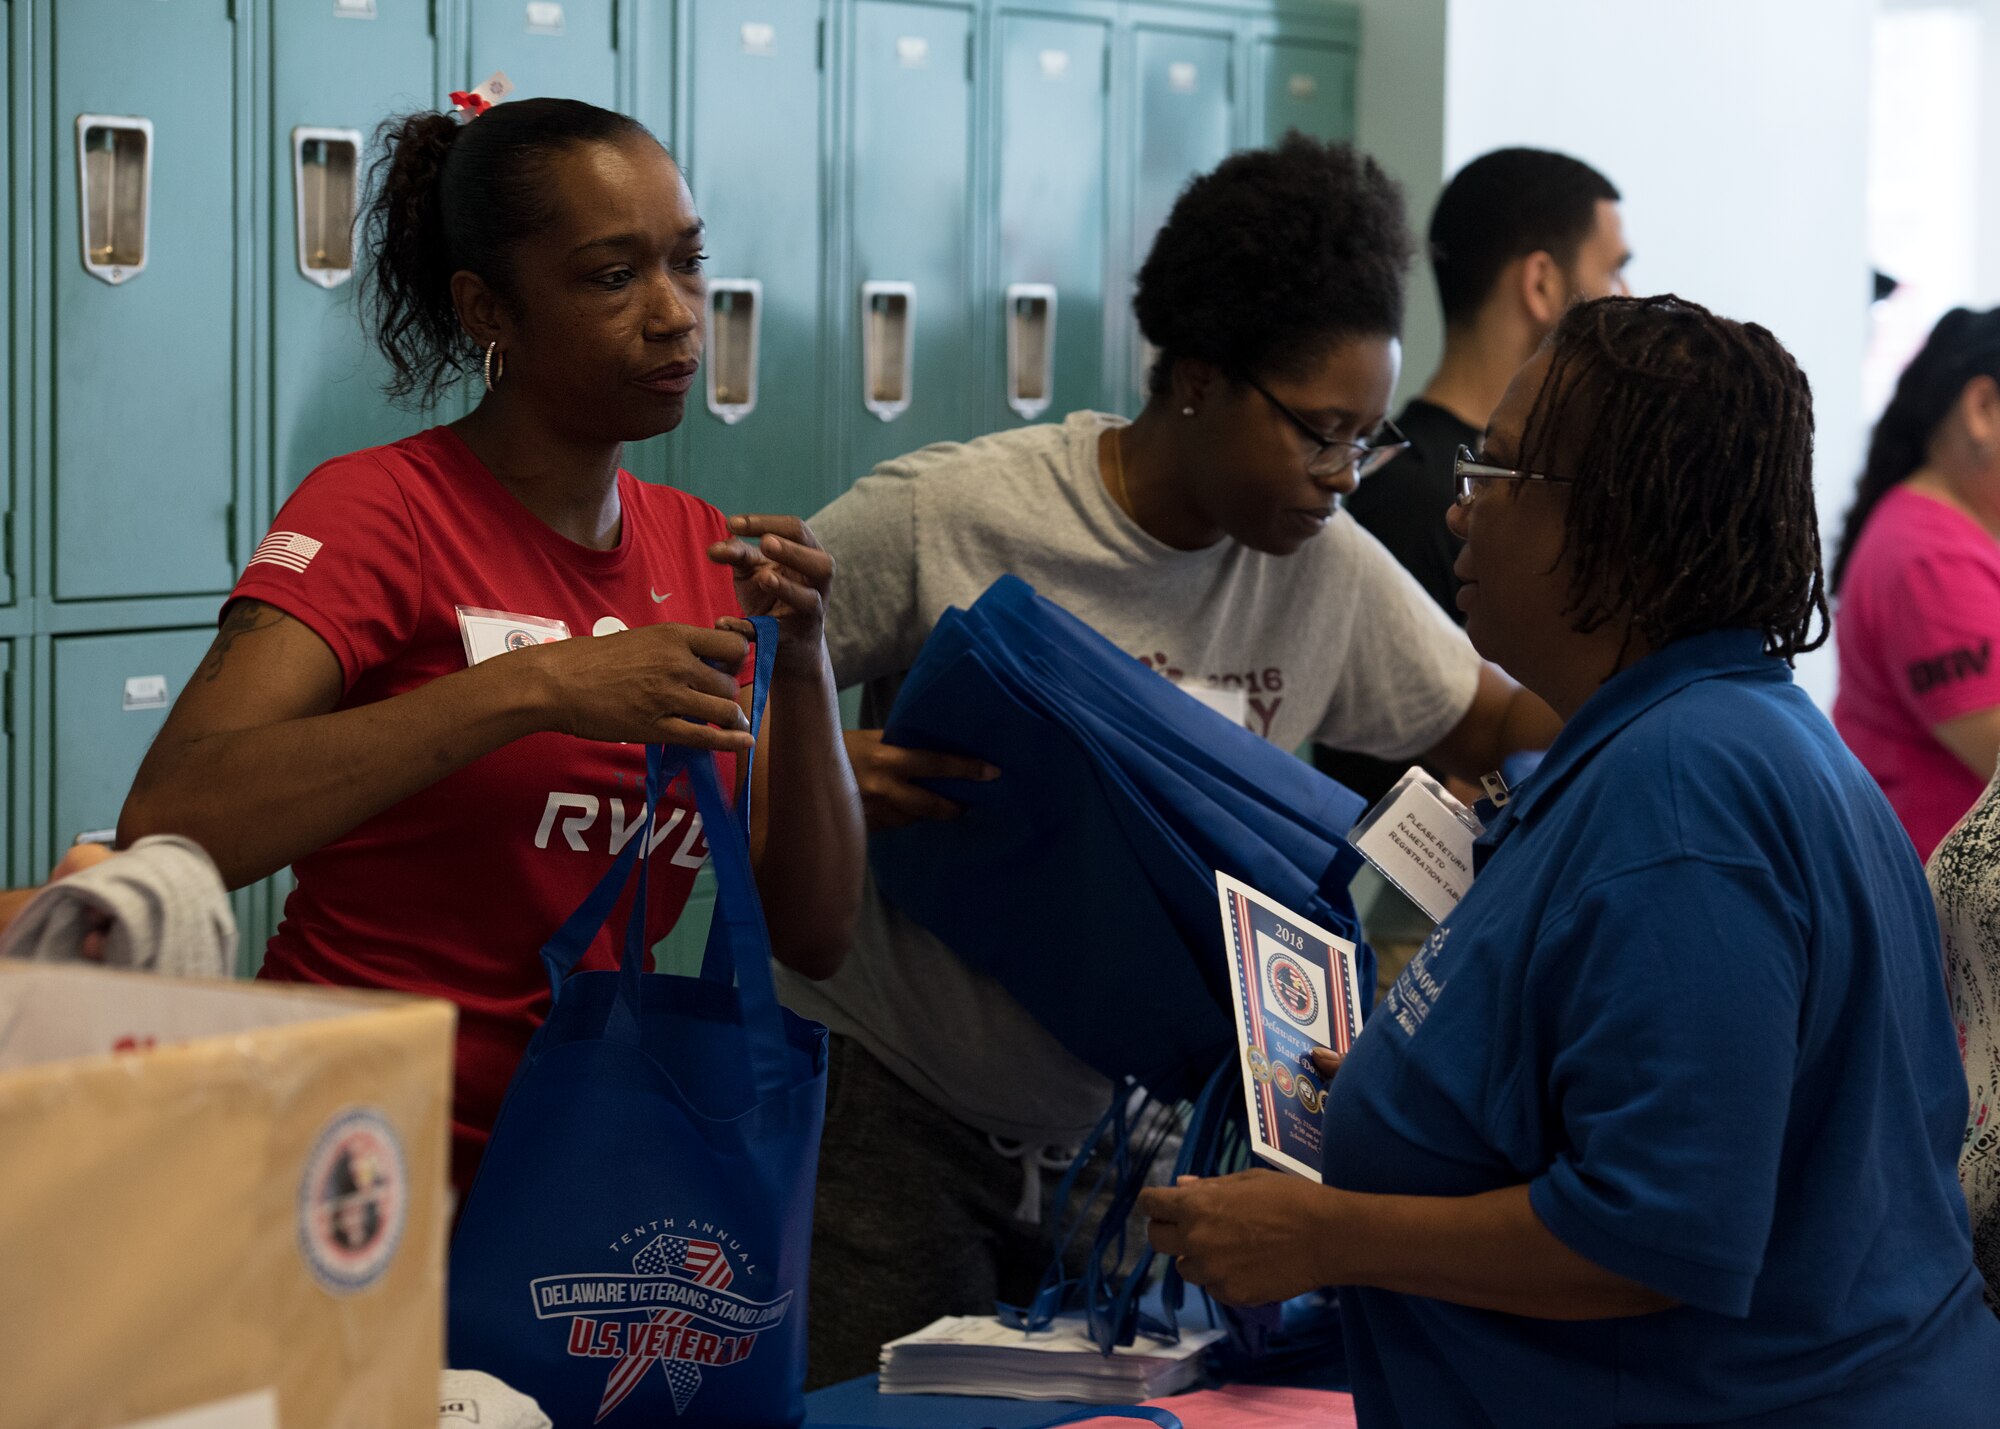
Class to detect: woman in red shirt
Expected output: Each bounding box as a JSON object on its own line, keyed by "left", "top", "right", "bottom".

{"left": 1832, "top": 307, "right": 2000, "bottom": 857}
{"left": 119, "top": 96, "right": 864, "bottom": 1194}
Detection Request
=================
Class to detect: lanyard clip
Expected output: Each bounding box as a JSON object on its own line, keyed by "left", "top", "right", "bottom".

{"left": 1470, "top": 770, "right": 1514, "bottom": 830}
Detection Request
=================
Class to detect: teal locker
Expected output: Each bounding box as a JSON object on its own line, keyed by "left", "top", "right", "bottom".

{"left": 272, "top": 1, "right": 437, "bottom": 506}
{"left": 1253, "top": 31, "right": 1356, "bottom": 145}
{"left": 48, "top": 627, "right": 212, "bottom": 863}
{"left": 844, "top": 0, "right": 981, "bottom": 479}
{"left": 1126, "top": 15, "right": 1235, "bottom": 406}
{"left": 47, "top": 626, "right": 263, "bottom": 956}
{"left": 993, "top": 8, "right": 1110, "bottom": 429}
{"left": 0, "top": 8, "right": 12, "bottom": 611}
{"left": 51, "top": 0, "right": 240, "bottom": 601}
{"left": 678, "top": 0, "right": 827, "bottom": 518}
{"left": 0, "top": 642, "right": 11, "bottom": 882}
{"left": 470, "top": 0, "right": 618, "bottom": 106}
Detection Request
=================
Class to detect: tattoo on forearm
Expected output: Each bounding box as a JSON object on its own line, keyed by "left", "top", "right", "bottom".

{"left": 199, "top": 601, "right": 284, "bottom": 683}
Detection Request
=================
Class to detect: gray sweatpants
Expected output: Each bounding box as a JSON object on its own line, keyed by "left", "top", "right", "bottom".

{"left": 806, "top": 1034, "right": 1116, "bottom": 1389}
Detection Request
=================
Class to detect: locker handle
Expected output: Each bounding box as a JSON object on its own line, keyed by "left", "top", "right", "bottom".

{"left": 1005, "top": 283, "right": 1058, "bottom": 420}
{"left": 75, "top": 115, "right": 154, "bottom": 287}
{"left": 861, "top": 281, "right": 917, "bottom": 422}
{"left": 706, "top": 279, "right": 763, "bottom": 425}
{"left": 292, "top": 127, "right": 364, "bottom": 289}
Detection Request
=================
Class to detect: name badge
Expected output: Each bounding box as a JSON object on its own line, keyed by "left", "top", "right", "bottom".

{"left": 1173, "top": 679, "right": 1249, "bottom": 728}
{"left": 1349, "top": 766, "right": 1481, "bottom": 922}
{"left": 456, "top": 605, "right": 569, "bottom": 667}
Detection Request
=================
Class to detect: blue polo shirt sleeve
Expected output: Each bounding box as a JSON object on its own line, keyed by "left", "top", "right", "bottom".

{"left": 1524, "top": 856, "right": 1806, "bottom": 1318}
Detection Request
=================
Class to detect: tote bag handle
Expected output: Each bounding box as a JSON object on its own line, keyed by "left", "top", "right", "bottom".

{"left": 620, "top": 620, "right": 777, "bottom": 1003}
{"left": 537, "top": 619, "right": 792, "bottom": 1098}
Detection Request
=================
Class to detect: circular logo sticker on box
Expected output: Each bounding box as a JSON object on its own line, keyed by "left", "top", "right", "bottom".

{"left": 298, "top": 1106, "right": 407, "bottom": 1294}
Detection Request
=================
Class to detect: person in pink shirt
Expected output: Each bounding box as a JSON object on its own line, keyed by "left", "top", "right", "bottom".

{"left": 1834, "top": 307, "right": 2000, "bottom": 858}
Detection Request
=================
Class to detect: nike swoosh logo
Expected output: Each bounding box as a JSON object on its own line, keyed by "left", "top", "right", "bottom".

{"left": 650, "top": 589, "right": 671, "bottom": 604}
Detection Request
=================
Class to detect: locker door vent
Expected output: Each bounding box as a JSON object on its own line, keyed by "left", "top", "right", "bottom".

{"left": 862, "top": 281, "right": 916, "bottom": 422}
{"left": 293, "top": 128, "right": 363, "bottom": 289}
{"left": 706, "top": 280, "right": 763, "bottom": 425}
{"left": 76, "top": 115, "right": 154, "bottom": 286}
{"left": 1005, "top": 283, "right": 1058, "bottom": 420}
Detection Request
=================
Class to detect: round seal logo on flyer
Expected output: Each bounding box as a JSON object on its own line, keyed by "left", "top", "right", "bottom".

{"left": 505, "top": 629, "right": 538, "bottom": 650}
{"left": 298, "top": 1106, "right": 407, "bottom": 1294}
{"left": 1267, "top": 953, "right": 1319, "bottom": 1027}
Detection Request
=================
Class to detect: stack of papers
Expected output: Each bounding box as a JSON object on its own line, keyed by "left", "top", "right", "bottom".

{"left": 878, "top": 1315, "right": 1224, "bottom": 1403}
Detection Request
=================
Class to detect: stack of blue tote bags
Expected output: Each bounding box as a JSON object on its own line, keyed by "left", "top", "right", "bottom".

{"left": 872, "top": 574, "right": 1373, "bottom": 1105}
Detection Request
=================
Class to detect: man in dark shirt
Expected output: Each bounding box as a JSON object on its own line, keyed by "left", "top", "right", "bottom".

{"left": 1323, "top": 149, "right": 1630, "bottom": 806}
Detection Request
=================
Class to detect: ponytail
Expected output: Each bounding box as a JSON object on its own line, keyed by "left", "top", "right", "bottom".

{"left": 360, "top": 97, "right": 659, "bottom": 407}
{"left": 1833, "top": 307, "right": 2000, "bottom": 593}
{"left": 362, "top": 112, "right": 463, "bottom": 405}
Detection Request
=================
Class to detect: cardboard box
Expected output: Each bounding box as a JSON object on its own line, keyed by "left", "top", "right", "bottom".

{"left": 0, "top": 963, "right": 455, "bottom": 1428}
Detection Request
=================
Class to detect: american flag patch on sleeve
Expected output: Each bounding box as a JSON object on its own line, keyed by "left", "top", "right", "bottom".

{"left": 246, "top": 531, "right": 324, "bottom": 574}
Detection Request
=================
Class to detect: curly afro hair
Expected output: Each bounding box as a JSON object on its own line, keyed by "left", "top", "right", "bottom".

{"left": 1133, "top": 132, "right": 1413, "bottom": 397}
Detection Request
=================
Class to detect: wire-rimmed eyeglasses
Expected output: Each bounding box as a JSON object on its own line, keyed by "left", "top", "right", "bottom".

{"left": 1245, "top": 378, "right": 1411, "bottom": 480}
{"left": 1453, "top": 445, "right": 1579, "bottom": 506}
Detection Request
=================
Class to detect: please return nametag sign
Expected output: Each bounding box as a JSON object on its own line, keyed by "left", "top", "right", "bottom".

{"left": 1349, "top": 766, "right": 1481, "bottom": 923}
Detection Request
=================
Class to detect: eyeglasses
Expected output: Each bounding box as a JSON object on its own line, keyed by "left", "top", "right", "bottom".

{"left": 1453, "top": 446, "right": 1579, "bottom": 506}
{"left": 1245, "top": 378, "right": 1411, "bottom": 479}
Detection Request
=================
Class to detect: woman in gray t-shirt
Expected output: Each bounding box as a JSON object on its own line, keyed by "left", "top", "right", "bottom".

{"left": 790, "top": 134, "right": 1564, "bottom": 1387}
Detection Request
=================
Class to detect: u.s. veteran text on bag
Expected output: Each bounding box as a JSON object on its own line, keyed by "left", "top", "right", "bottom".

{"left": 0, "top": 963, "right": 454, "bottom": 1429}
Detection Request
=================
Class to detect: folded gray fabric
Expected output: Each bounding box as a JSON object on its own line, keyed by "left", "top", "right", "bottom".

{"left": 440, "top": 1369, "right": 552, "bottom": 1429}
{"left": 0, "top": 835, "right": 236, "bottom": 979}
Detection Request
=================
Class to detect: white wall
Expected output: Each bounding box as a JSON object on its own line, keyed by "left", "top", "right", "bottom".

{"left": 1442, "top": 0, "right": 1875, "bottom": 709}
{"left": 1886, "top": 0, "right": 2000, "bottom": 305}
{"left": 1351, "top": 0, "right": 1451, "bottom": 409}
{"left": 1978, "top": 0, "right": 2000, "bottom": 304}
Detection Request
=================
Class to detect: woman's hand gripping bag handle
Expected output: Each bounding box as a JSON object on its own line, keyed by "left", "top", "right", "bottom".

{"left": 450, "top": 617, "right": 830, "bottom": 1429}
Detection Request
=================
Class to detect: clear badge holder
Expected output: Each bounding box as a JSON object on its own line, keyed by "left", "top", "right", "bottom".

{"left": 455, "top": 606, "right": 571, "bottom": 668}
{"left": 1348, "top": 766, "right": 1484, "bottom": 924}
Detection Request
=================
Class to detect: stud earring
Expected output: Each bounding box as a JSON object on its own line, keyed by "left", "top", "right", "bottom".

{"left": 1181, "top": 406, "right": 1196, "bottom": 418}
{"left": 483, "top": 341, "right": 506, "bottom": 392}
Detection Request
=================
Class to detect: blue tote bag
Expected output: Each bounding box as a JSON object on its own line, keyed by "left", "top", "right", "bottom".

{"left": 971, "top": 576, "right": 1364, "bottom": 837}
{"left": 874, "top": 578, "right": 1371, "bottom": 1097}
{"left": 449, "top": 622, "right": 828, "bottom": 1428}
{"left": 877, "top": 640, "right": 1232, "bottom": 1095}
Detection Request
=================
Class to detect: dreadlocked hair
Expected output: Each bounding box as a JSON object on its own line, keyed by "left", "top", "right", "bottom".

{"left": 1831, "top": 306, "right": 2000, "bottom": 593}
{"left": 1519, "top": 294, "right": 1829, "bottom": 664}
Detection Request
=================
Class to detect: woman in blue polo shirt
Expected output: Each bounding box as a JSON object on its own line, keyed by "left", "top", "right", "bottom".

{"left": 1142, "top": 295, "right": 1999, "bottom": 1425}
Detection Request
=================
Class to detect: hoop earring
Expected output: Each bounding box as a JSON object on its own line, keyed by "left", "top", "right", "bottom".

{"left": 483, "top": 341, "right": 505, "bottom": 393}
